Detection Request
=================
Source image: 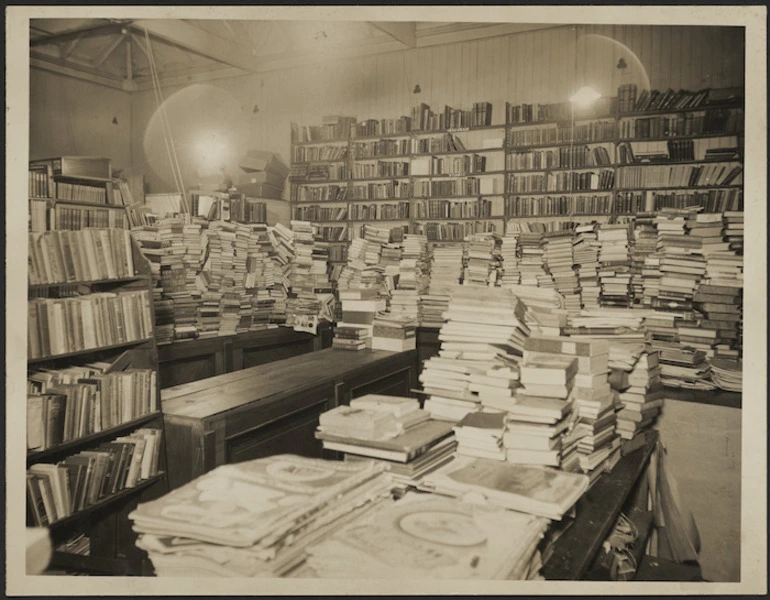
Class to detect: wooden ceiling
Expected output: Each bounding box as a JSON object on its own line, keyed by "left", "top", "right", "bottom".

{"left": 30, "top": 19, "right": 560, "bottom": 92}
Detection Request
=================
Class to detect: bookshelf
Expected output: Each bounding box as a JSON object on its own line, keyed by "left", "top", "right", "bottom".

{"left": 26, "top": 226, "right": 169, "bottom": 576}
{"left": 287, "top": 89, "right": 743, "bottom": 246}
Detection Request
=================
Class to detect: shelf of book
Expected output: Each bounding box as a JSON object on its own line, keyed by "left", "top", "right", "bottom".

{"left": 615, "top": 184, "right": 743, "bottom": 192}
{"left": 350, "top": 175, "right": 412, "bottom": 182}
{"left": 412, "top": 124, "right": 507, "bottom": 134}
{"left": 617, "top": 104, "right": 742, "bottom": 118}
{"left": 44, "top": 472, "right": 165, "bottom": 532}
{"left": 617, "top": 158, "right": 741, "bottom": 167}
{"left": 27, "top": 411, "right": 163, "bottom": 464}
{"left": 28, "top": 338, "right": 154, "bottom": 365}
{"left": 411, "top": 170, "right": 506, "bottom": 178}
{"left": 504, "top": 189, "right": 615, "bottom": 196}
{"left": 292, "top": 178, "right": 350, "bottom": 185}
{"left": 412, "top": 147, "right": 506, "bottom": 157}
{"left": 28, "top": 276, "right": 146, "bottom": 291}
{"left": 618, "top": 132, "right": 741, "bottom": 143}
{"left": 292, "top": 138, "right": 350, "bottom": 147}
{"left": 506, "top": 116, "right": 617, "bottom": 129}
{"left": 507, "top": 139, "right": 618, "bottom": 152}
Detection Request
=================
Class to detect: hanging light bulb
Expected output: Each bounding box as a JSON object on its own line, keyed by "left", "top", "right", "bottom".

{"left": 569, "top": 86, "right": 602, "bottom": 108}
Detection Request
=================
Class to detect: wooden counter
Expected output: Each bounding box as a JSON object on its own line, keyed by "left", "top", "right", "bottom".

{"left": 161, "top": 348, "right": 417, "bottom": 489}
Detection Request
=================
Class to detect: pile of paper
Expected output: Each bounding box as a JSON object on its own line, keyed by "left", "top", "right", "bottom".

{"left": 303, "top": 492, "right": 549, "bottom": 580}
{"left": 420, "top": 244, "right": 464, "bottom": 327}
{"left": 573, "top": 224, "right": 601, "bottom": 309}
{"left": 419, "top": 456, "right": 589, "bottom": 521}
{"left": 130, "top": 455, "right": 392, "bottom": 577}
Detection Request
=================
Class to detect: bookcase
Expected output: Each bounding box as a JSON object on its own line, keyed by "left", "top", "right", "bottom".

{"left": 26, "top": 228, "right": 169, "bottom": 576}
{"left": 28, "top": 157, "right": 132, "bottom": 233}
{"left": 288, "top": 89, "right": 743, "bottom": 244}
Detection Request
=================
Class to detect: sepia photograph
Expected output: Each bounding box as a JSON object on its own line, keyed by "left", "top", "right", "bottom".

{"left": 5, "top": 4, "right": 766, "bottom": 596}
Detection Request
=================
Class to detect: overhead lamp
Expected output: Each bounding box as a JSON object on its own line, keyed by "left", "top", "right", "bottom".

{"left": 569, "top": 86, "right": 602, "bottom": 108}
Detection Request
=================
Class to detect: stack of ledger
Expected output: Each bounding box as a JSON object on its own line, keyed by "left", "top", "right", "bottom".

{"left": 302, "top": 492, "right": 549, "bottom": 580}
{"left": 131, "top": 455, "right": 392, "bottom": 577}
{"left": 573, "top": 224, "right": 601, "bottom": 309}
{"left": 615, "top": 350, "right": 665, "bottom": 443}
{"left": 421, "top": 285, "right": 530, "bottom": 422}
{"left": 420, "top": 244, "right": 464, "bottom": 327}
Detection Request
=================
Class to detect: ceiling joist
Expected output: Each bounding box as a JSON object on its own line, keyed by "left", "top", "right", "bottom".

{"left": 30, "top": 21, "right": 127, "bottom": 47}
{"left": 93, "top": 34, "right": 126, "bottom": 68}
{"left": 369, "top": 21, "right": 417, "bottom": 48}
{"left": 131, "top": 19, "right": 257, "bottom": 72}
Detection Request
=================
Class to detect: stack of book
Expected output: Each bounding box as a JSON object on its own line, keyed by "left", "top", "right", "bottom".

{"left": 498, "top": 231, "right": 521, "bottom": 286}
{"left": 597, "top": 224, "right": 632, "bottom": 308}
{"left": 518, "top": 232, "right": 552, "bottom": 287}
{"left": 336, "top": 288, "right": 385, "bottom": 344}
{"left": 131, "top": 455, "right": 392, "bottom": 577}
{"left": 629, "top": 213, "right": 659, "bottom": 306}
{"left": 463, "top": 233, "right": 499, "bottom": 286}
{"left": 28, "top": 428, "right": 163, "bottom": 526}
{"left": 132, "top": 223, "right": 173, "bottom": 344}
{"left": 723, "top": 211, "right": 744, "bottom": 255}
{"left": 371, "top": 313, "right": 417, "bottom": 351}
{"left": 657, "top": 345, "right": 713, "bottom": 390}
{"left": 157, "top": 217, "right": 196, "bottom": 341}
{"left": 453, "top": 411, "right": 507, "bottom": 461}
{"left": 573, "top": 224, "right": 601, "bottom": 309}
{"left": 543, "top": 232, "right": 581, "bottom": 313}
{"left": 233, "top": 223, "right": 254, "bottom": 334}
{"left": 332, "top": 325, "right": 370, "bottom": 351}
{"left": 420, "top": 244, "right": 464, "bottom": 327}
{"left": 504, "top": 353, "right": 577, "bottom": 467}
{"left": 693, "top": 283, "right": 742, "bottom": 360}
{"left": 245, "top": 224, "right": 276, "bottom": 330}
{"left": 709, "top": 357, "right": 742, "bottom": 392}
{"left": 421, "top": 286, "right": 530, "bottom": 422}
{"left": 615, "top": 350, "right": 665, "bottom": 443}
{"left": 303, "top": 491, "right": 549, "bottom": 580}
{"left": 208, "top": 221, "right": 241, "bottom": 337}
{"left": 505, "top": 284, "right": 568, "bottom": 336}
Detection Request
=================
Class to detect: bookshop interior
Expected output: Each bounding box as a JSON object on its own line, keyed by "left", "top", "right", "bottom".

{"left": 14, "top": 13, "right": 762, "bottom": 590}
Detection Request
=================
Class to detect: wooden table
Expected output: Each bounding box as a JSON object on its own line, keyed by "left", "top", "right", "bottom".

{"left": 161, "top": 348, "right": 417, "bottom": 489}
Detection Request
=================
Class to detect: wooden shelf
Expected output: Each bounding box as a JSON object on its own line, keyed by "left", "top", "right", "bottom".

{"left": 352, "top": 154, "right": 411, "bottom": 161}
{"left": 28, "top": 275, "right": 145, "bottom": 290}
{"left": 31, "top": 197, "right": 126, "bottom": 209}
{"left": 291, "top": 138, "right": 350, "bottom": 146}
{"left": 615, "top": 184, "right": 742, "bottom": 191}
{"left": 290, "top": 158, "right": 348, "bottom": 165}
{"left": 618, "top": 132, "right": 741, "bottom": 143}
{"left": 618, "top": 158, "right": 742, "bottom": 167}
{"left": 618, "top": 103, "right": 742, "bottom": 117}
{"left": 412, "top": 147, "right": 505, "bottom": 157}
{"left": 28, "top": 337, "right": 154, "bottom": 364}
{"left": 45, "top": 472, "right": 166, "bottom": 531}
{"left": 350, "top": 131, "right": 412, "bottom": 141}
{"left": 411, "top": 170, "right": 506, "bottom": 178}
{"left": 505, "top": 213, "right": 633, "bottom": 221}
{"left": 53, "top": 174, "right": 113, "bottom": 183}
{"left": 507, "top": 115, "right": 616, "bottom": 128}
{"left": 27, "top": 412, "right": 162, "bottom": 464}
{"left": 412, "top": 123, "right": 507, "bottom": 134}
{"left": 506, "top": 165, "right": 614, "bottom": 174}
{"left": 412, "top": 194, "right": 504, "bottom": 200}
{"left": 507, "top": 139, "right": 617, "bottom": 151}
{"left": 348, "top": 197, "right": 411, "bottom": 202}
{"left": 348, "top": 218, "right": 410, "bottom": 223}
{"left": 505, "top": 189, "right": 614, "bottom": 196}
{"left": 412, "top": 215, "right": 503, "bottom": 221}
{"left": 350, "top": 175, "right": 411, "bottom": 182}
{"left": 292, "top": 178, "right": 349, "bottom": 185}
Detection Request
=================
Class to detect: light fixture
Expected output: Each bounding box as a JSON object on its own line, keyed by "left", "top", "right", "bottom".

{"left": 569, "top": 86, "right": 602, "bottom": 108}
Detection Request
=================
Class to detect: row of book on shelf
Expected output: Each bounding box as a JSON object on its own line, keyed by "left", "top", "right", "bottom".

{"left": 27, "top": 427, "right": 163, "bottom": 527}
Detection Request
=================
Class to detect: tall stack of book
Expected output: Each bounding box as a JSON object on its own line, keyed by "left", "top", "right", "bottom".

{"left": 543, "top": 232, "right": 581, "bottom": 313}
{"left": 421, "top": 286, "right": 530, "bottom": 422}
{"left": 498, "top": 231, "right": 521, "bottom": 286}
{"left": 597, "top": 224, "right": 632, "bottom": 308}
{"left": 615, "top": 350, "right": 664, "bottom": 443}
{"left": 420, "top": 244, "right": 464, "bottom": 327}
{"left": 159, "top": 217, "right": 198, "bottom": 341}
{"left": 724, "top": 211, "right": 744, "bottom": 255}
{"left": 503, "top": 352, "right": 577, "bottom": 468}
{"left": 518, "top": 232, "right": 552, "bottom": 287}
{"left": 463, "top": 233, "right": 499, "bottom": 286}
{"left": 131, "top": 226, "right": 174, "bottom": 344}
{"left": 629, "top": 213, "right": 659, "bottom": 306}
{"left": 245, "top": 223, "right": 276, "bottom": 330}
{"left": 390, "top": 234, "right": 428, "bottom": 323}
{"left": 266, "top": 224, "right": 292, "bottom": 324}
{"left": 371, "top": 313, "right": 417, "bottom": 351}
{"left": 506, "top": 285, "right": 568, "bottom": 337}
{"left": 573, "top": 224, "right": 601, "bottom": 309}
{"left": 233, "top": 223, "right": 254, "bottom": 334}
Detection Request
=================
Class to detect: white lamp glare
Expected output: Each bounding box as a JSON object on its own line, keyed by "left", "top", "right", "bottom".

{"left": 569, "top": 86, "right": 602, "bottom": 108}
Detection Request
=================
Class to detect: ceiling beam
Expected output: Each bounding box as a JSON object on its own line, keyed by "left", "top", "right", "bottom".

{"left": 30, "top": 21, "right": 127, "bottom": 47}
{"left": 129, "top": 19, "right": 256, "bottom": 72}
{"left": 60, "top": 33, "right": 84, "bottom": 59}
{"left": 93, "top": 34, "right": 126, "bottom": 68}
{"left": 415, "top": 22, "right": 563, "bottom": 47}
{"left": 30, "top": 55, "right": 126, "bottom": 91}
{"left": 369, "top": 22, "right": 416, "bottom": 48}
{"left": 126, "top": 37, "right": 133, "bottom": 82}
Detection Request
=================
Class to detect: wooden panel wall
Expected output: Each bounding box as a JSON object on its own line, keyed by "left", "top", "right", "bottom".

{"left": 125, "top": 24, "right": 744, "bottom": 193}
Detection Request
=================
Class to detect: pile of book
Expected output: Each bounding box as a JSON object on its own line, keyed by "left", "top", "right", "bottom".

{"left": 371, "top": 313, "right": 417, "bottom": 352}
{"left": 573, "top": 224, "right": 601, "bottom": 309}
{"left": 629, "top": 213, "right": 659, "bottom": 306}
{"left": 131, "top": 455, "right": 392, "bottom": 577}
{"left": 709, "top": 357, "right": 742, "bottom": 392}
{"left": 27, "top": 290, "right": 153, "bottom": 359}
{"left": 498, "top": 231, "right": 521, "bottom": 286}
{"left": 615, "top": 350, "right": 664, "bottom": 443}
{"left": 453, "top": 411, "right": 507, "bottom": 460}
{"left": 420, "top": 244, "right": 464, "bottom": 327}
{"left": 208, "top": 221, "right": 242, "bottom": 337}
{"left": 316, "top": 395, "right": 456, "bottom": 489}
{"left": 518, "top": 232, "right": 552, "bottom": 287}
{"left": 505, "top": 284, "right": 567, "bottom": 336}
{"left": 28, "top": 229, "right": 136, "bottom": 285}
{"left": 28, "top": 428, "right": 163, "bottom": 526}
{"left": 543, "top": 232, "right": 581, "bottom": 313}
{"left": 156, "top": 217, "right": 197, "bottom": 341}
{"left": 303, "top": 491, "right": 548, "bottom": 580}
{"left": 27, "top": 365, "right": 157, "bottom": 450}
{"left": 597, "top": 224, "right": 632, "bottom": 308}
{"left": 335, "top": 288, "right": 385, "bottom": 348}
{"left": 390, "top": 234, "right": 429, "bottom": 322}
{"left": 723, "top": 210, "right": 744, "bottom": 255}
{"left": 421, "top": 285, "right": 530, "bottom": 422}
{"left": 245, "top": 224, "right": 277, "bottom": 330}
{"left": 463, "top": 233, "right": 499, "bottom": 286}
